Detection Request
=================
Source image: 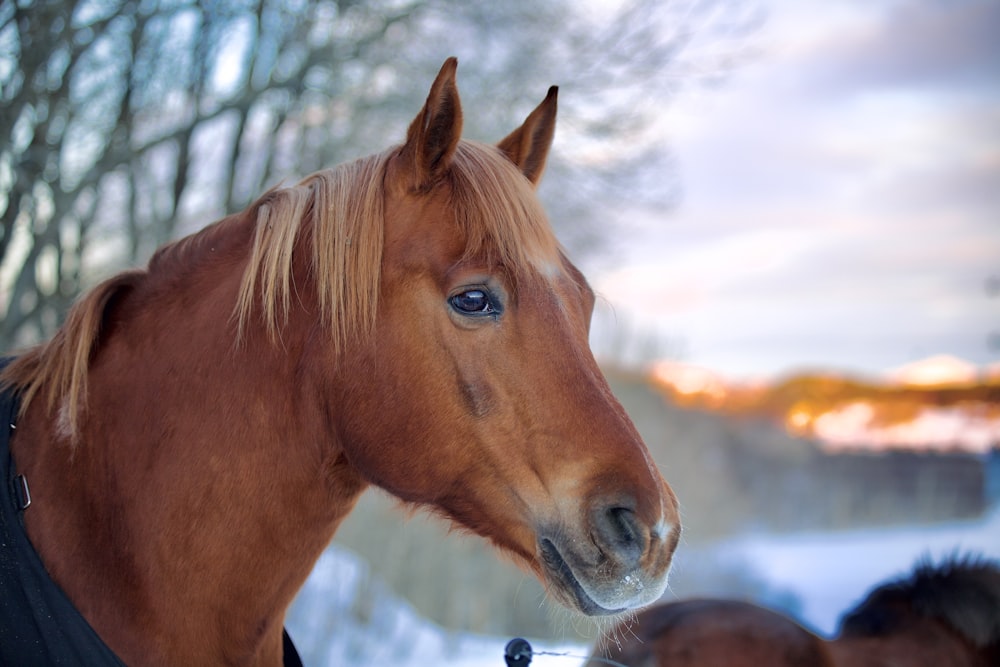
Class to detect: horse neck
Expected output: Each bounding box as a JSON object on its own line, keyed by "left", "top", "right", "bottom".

{"left": 827, "top": 625, "right": 989, "bottom": 667}
{"left": 12, "top": 230, "right": 368, "bottom": 664}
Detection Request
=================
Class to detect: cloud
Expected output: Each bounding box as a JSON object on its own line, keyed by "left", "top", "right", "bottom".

{"left": 591, "top": 0, "right": 1000, "bottom": 379}
{"left": 777, "top": 0, "right": 1000, "bottom": 96}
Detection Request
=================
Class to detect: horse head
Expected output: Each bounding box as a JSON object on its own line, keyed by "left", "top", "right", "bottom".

{"left": 327, "top": 58, "right": 680, "bottom": 616}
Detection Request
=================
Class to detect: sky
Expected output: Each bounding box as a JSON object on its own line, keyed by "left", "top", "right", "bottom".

{"left": 591, "top": 0, "right": 1000, "bottom": 381}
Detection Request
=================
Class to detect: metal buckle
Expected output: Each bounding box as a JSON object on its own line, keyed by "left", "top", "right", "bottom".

{"left": 15, "top": 474, "right": 30, "bottom": 510}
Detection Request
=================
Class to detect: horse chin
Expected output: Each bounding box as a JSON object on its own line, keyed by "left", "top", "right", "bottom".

{"left": 538, "top": 538, "right": 665, "bottom": 617}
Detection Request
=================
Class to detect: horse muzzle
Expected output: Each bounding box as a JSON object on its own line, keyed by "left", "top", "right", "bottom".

{"left": 537, "top": 501, "right": 678, "bottom": 616}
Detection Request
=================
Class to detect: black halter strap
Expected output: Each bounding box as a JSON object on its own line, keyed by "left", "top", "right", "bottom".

{"left": 2, "top": 358, "right": 29, "bottom": 524}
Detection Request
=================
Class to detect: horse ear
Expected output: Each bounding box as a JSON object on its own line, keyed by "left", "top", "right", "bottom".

{"left": 497, "top": 86, "right": 558, "bottom": 186}
{"left": 400, "top": 57, "right": 463, "bottom": 191}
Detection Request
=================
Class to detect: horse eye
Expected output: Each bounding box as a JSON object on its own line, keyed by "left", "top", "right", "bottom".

{"left": 450, "top": 289, "right": 496, "bottom": 316}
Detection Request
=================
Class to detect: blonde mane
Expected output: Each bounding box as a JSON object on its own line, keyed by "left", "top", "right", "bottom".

{"left": 234, "top": 139, "right": 562, "bottom": 345}
{"left": 235, "top": 150, "right": 390, "bottom": 350}
{"left": 1, "top": 139, "right": 563, "bottom": 439}
{"left": 448, "top": 141, "right": 561, "bottom": 273}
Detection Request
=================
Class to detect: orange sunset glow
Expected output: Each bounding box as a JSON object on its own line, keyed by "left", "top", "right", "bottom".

{"left": 650, "top": 355, "right": 1000, "bottom": 454}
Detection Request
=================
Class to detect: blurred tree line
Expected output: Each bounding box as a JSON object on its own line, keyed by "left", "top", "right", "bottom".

{"left": 0, "top": 0, "right": 758, "bottom": 350}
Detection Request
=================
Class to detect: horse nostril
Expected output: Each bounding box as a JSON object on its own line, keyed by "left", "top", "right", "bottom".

{"left": 596, "top": 506, "right": 646, "bottom": 568}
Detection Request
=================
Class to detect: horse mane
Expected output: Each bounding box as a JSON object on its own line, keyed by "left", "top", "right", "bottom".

{"left": 840, "top": 553, "right": 1000, "bottom": 649}
{"left": 234, "top": 151, "right": 390, "bottom": 348}
{"left": 0, "top": 270, "right": 144, "bottom": 440}
{"left": 1, "top": 139, "right": 562, "bottom": 439}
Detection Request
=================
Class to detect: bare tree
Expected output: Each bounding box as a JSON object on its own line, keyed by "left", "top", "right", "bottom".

{"left": 0, "top": 0, "right": 758, "bottom": 349}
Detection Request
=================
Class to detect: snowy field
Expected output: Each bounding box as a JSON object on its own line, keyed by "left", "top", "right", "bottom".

{"left": 287, "top": 504, "right": 1000, "bottom": 666}
{"left": 723, "top": 502, "right": 1000, "bottom": 635}
{"left": 285, "top": 548, "right": 591, "bottom": 667}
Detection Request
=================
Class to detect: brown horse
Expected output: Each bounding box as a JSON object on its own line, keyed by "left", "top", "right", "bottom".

{"left": 0, "top": 58, "right": 680, "bottom": 665}
{"left": 588, "top": 554, "right": 1000, "bottom": 667}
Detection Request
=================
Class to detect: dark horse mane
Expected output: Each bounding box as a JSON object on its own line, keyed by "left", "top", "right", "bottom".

{"left": 839, "top": 553, "right": 1000, "bottom": 649}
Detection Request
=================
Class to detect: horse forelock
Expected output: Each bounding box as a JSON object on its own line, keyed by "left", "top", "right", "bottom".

{"left": 845, "top": 554, "right": 1000, "bottom": 648}
{"left": 235, "top": 139, "right": 564, "bottom": 348}
{"left": 448, "top": 141, "right": 563, "bottom": 282}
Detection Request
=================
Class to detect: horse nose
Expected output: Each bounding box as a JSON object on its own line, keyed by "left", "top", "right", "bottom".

{"left": 592, "top": 505, "right": 647, "bottom": 569}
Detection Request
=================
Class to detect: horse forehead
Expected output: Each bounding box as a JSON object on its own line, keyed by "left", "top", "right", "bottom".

{"left": 536, "top": 257, "right": 566, "bottom": 279}
{"left": 520, "top": 267, "right": 594, "bottom": 325}
{"left": 383, "top": 195, "right": 463, "bottom": 265}
{"left": 384, "top": 192, "right": 569, "bottom": 284}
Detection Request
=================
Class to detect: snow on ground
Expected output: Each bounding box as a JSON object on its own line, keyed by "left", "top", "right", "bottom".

{"left": 723, "top": 502, "right": 1000, "bottom": 635}
{"left": 285, "top": 547, "right": 590, "bottom": 667}
{"left": 287, "top": 504, "right": 1000, "bottom": 666}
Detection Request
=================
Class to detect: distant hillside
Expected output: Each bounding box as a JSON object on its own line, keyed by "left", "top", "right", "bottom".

{"left": 603, "top": 367, "right": 988, "bottom": 534}
{"left": 711, "top": 373, "right": 1000, "bottom": 421}
{"left": 648, "top": 360, "right": 1000, "bottom": 452}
